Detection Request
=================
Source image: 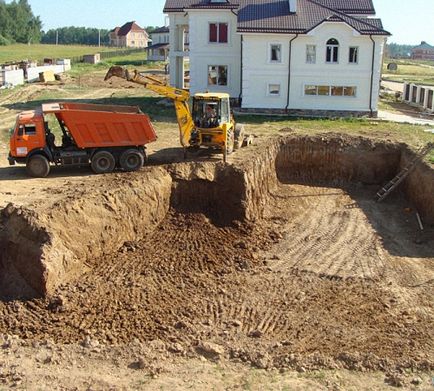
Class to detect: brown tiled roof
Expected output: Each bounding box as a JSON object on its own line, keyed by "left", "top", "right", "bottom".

{"left": 152, "top": 26, "right": 170, "bottom": 34}
{"left": 413, "top": 41, "right": 434, "bottom": 50}
{"left": 313, "top": 0, "right": 375, "bottom": 14}
{"left": 164, "top": 0, "right": 388, "bottom": 36}
{"left": 237, "top": 0, "right": 389, "bottom": 35}
{"left": 164, "top": 0, "right": 239, "bottom": 12}
{"left": 146, "top": 43, "right": 170, "bottom": 50}
{"left": 117, "top": 21, "right": 147, "bottom": 37}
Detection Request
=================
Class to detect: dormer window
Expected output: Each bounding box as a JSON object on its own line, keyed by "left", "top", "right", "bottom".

{"left": 326, "top": 38, "right": 339, "bottom": 63}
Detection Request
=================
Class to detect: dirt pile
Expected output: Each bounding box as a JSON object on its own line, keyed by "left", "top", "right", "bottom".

{"left": 0, "top": 134, "right": 433, "bottom": 373}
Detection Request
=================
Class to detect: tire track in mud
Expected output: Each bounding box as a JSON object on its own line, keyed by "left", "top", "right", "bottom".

{"left": 267, "top": 185, "right": 390, "bottom": 281}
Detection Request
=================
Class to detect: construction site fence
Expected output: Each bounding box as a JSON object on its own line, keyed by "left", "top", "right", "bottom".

{"left": 68, "top": 48, "right": 147, "bottom": 64}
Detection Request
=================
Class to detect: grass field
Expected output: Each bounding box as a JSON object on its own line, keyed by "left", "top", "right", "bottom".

{"left": 383, "top": 59, "right": 434, "bottom": 85}
{"left": 0, "top": 44, "right": 134, "bottom": 64}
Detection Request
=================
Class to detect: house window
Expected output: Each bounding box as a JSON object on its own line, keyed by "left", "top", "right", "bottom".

{"left": 349, "top": 47, "right": 358, "bottom": 63}
{"left": 268, "top": 84, "right": 281, "bottom": 96}
{"left": 318, "top": 86, "right": 330, "bottom": 96}
{"left": 305, "top": 85, "right": 317, "bottom": 95}
{"left": 344, "top": 87, "right": 357, "bottom": 97}
{"left": 270, "top": 44, "right": 282, "bottom": 62}
{"left": 306, "top": 45, "right": 316, "bottom": 64}
{"left": 209, "top": 23, "right": 228, "bottom": 43}
{"left": 304, "top": 85, "right": 357, "bottom": 97}
{"left": 208, "top": 65, "right": 228, "bottom": 86}
{"left": 331, "top": 86, "right": 344, "bottom": 96}
{"left": 326, "top": 38, "right": 339, "bottom": 63}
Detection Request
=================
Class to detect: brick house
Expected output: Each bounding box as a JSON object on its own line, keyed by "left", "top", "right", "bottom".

{"left": 412, "top": 41, "right": 434, "bottom": 61}
{"left": 109, "top": 21, "right": 149, "bottom": 48}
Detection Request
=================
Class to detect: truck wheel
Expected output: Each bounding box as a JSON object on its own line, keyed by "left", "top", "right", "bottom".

{"left": 26, "top": 155, "right": 50, "bottom": 178}
{"left": 91, "top": 151, "right": 116, "bottom": 174}
{"left": 119, "top": 149, "right": 144, "bottom": 172}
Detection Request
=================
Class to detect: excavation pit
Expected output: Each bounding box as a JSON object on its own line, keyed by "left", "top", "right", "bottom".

{"left": 0, "top": 134, "right": 433, "bottom": 372}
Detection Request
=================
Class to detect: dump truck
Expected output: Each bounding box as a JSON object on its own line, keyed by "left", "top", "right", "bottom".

{"left": 105, "top": 66, "right": 249, "bottom": 162}
{"left": 8, "top": 102, "right": 157, "bottom": 177}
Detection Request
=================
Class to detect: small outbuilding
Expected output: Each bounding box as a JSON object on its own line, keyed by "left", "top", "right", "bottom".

{"left": 83, "top": 54, "right": 101, "bottom": 64}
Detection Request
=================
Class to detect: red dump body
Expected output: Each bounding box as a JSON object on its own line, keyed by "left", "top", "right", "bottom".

{"left": 42, "top": 102, "right": 157, "bottom": 148}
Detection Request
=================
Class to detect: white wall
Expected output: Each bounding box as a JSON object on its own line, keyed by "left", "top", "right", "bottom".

{"left": 27, "top": 65, "right": 69, "bottom": 82}
{"left": 1, "top": 69, "right": 24, "bottom": 87}
{"left": 152, "top": 32, "right": 170, "bottom": 44}
{"left": 188, "top": 10, "right": 241, "bottom": 97}
{"left": 242, "top": 22, "right": 386, "bottom": 112}
{"left": 169, "top": 13, "right": 189, "bottom": 87}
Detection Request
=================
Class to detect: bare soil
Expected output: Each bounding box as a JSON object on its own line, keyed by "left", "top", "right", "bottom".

{"left": 0, "top": 72, "right": 433, "bottom": 390}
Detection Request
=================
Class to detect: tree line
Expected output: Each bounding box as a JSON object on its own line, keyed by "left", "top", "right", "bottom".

{"left": 41, "top": 27, "right": 111, "bottom": 46}
{"left": 1, "top": 0, "right": 161, "bottom": 48}
{"left": 0, "top": 0, "right": 42, "bottom": 45}
{"left": 41, "top": 26, "right": 159, "bottom": 46}
{"left": 386, "top": 43, "right": 417, "bottom": 59}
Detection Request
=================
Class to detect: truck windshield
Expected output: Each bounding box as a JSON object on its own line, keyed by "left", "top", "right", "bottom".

{"left": 18, "top": 124, "right": 37, "bottom": 136}
{"left": 193, "top": 99, "right": 220, "bottom": 128}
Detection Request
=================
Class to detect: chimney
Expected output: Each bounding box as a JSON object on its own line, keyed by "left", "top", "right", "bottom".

{"left": 289, "top": 0, "right": 297, "bottom": 13}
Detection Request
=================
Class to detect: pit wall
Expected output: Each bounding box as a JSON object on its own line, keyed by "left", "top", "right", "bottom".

{"left": 0, "top": 135, "right": 433, "bottom": 298}
{"left": 240, "top": 135, "right": 402, "bottom": 221}
{"left": 401, "top": 148, "right": 434, "bottom": 225}
{"left": 1, "top": 168, "right": 173, "bottom": 298}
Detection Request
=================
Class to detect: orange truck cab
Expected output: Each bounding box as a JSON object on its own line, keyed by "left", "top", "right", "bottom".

{"left": 8, "top": 102, "right": 157, "bottom": 177}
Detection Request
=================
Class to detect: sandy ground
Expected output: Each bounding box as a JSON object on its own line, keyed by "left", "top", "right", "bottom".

{"left": 0, "top": 70, "right": 434, "bottom": 390}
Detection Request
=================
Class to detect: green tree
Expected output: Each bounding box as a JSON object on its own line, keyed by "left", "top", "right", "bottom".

{"left": 0, "top": 0, "right": 42, "bottom": 44}
{"left": 41, "top": 27, "right": 110, "bottom": 45}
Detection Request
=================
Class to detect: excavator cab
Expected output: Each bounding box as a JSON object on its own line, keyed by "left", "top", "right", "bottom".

{"left": 192, "top": 94, "right": 231, "bottom": 129}
{"left": 191, "top": 93, "right": 234, "bottom": 155}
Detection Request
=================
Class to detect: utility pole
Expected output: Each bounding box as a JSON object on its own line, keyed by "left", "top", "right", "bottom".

{"left": 98, "top": 29, "right": 101, "bottom": 47}
{"left": 56, "top": 30, "right": 58, "bottom": 45}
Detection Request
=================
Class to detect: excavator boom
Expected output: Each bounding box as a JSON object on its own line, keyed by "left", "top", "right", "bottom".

{"left": 104, "top": 66, "right": 194, "bottom": 148}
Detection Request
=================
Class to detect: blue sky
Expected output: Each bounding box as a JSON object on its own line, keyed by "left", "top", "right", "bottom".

{"left": 10, "top": 0, "right": 434, "bottom": 45}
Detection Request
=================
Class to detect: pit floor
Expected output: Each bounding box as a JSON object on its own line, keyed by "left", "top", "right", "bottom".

{"left": 1, "top": 182, "right": 432, "bottom": 380}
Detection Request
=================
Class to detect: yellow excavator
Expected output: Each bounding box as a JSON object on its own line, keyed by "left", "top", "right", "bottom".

{"left": 104, "top": 66, "right": 248, "bottom": 161}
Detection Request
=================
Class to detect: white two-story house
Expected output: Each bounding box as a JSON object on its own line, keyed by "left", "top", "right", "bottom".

{"left": 146, "top": 26, "right": 190, "bottom": 62}
{"left": 163, "top": 0, "right": 390, "bottom": 117}
{"left": 146, "top": 27, "right": 171, "bottom": 61}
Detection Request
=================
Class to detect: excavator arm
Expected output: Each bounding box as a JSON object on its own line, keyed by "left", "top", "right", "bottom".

{"left": 104, "top": 66, "right": 195, "bottom": 148}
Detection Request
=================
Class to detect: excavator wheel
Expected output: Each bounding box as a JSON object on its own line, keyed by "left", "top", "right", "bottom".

{"left": 223, "top": 130, "right": 235, "bottom": 162}
{"left": 26, "top": 154, "right": 50, "bottom": 178}
{"left": 120, "top": 149, "right": 144, "bottom": 172}
{"left": 187, "top": 145, "right": 201, "bottom": 158}
{"left": 91, "top": 150, "right": 116, "bottom": 174}
{"left": 234, "top": 124, "right": 245, "bottom": 150}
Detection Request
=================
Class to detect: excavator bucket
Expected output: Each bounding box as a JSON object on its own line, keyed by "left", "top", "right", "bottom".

{"left": 104, "top": 66, "right": 129, "bottom": 81}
